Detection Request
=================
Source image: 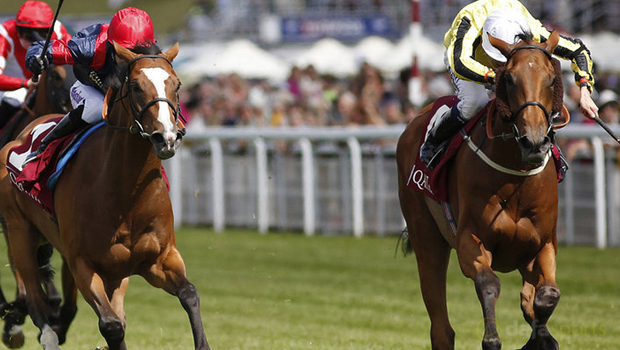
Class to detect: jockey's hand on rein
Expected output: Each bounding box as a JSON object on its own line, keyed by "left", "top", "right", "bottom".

{"left": 29, "top": 55, "right": 49, "bottom": 76}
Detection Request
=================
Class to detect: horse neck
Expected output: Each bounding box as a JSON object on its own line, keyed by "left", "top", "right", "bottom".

{"left": 103, "top": 108, "right": 163, "bottom": 194}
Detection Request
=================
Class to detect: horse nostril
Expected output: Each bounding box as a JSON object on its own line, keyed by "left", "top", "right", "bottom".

{"left": 518, "top": 136, "right": 533, "bottom": 151}
{"left": 150, "top": 133, "right": 165, "bottom": 146}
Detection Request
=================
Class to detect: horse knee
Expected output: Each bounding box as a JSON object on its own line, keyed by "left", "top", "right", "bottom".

{"left": 98, "top": 317, "right": 124, "bottom": 344}
{"left": 474, "top": 272, "right": 501, "bottom": 302}
{"left": 534, "top": 285, "right": 560, "bottom": 321}
{"left": 178, "top": 282, "right": 200, "bottom": 311}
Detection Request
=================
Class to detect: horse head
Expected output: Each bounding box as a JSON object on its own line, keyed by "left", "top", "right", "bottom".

{"left": 489, "top": 30, "right": 563, "bottom": 167}
{"left": 46, "top": 65, "right": 75, "bottom": 114}
{"left": 105, "top": 41, "right": 183, "bottom": 160}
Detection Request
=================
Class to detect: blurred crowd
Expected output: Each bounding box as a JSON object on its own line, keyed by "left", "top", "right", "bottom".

{"left": 181, "top": 63, "right": 444, "bottom": 131}
{"left": 181, "top": 61, "right": 619, "bottom": 129}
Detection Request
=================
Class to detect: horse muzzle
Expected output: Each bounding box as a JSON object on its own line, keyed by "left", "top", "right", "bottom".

{"left": 150, "top": 130, "right": 183, "bottom": 159}
{"left": 517, "top": 135, "right": 552, "bottom": 167}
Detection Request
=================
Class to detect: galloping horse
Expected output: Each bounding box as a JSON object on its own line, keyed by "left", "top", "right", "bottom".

{"left": 0, "top": 65, "right": 75, "bottom": 348}
{"left": 0, "top": 65, "right": 74, "bottom": 147}
{"left": 397, "top": 31, "right": 565, "bottom": 350}
{"left": 0, "top": 41, "right": 208, "bottom": 350}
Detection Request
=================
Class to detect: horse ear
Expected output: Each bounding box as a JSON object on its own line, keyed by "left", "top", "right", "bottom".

{"left": 102, "top": 87, "right": 114, "bottom": 120}
{"left": 488, "top": 34, "right": 513, "bottom": 61}
{"left": 544, "top": 30, "right": 560, "bottom": 55}
{"left": 113, "top": 41, "right": 138, "bottom": 64}
{"left": 162, "top": 43, "right": 180, "bottom": 62}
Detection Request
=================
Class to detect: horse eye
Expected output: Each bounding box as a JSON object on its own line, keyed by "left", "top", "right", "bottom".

{"left": 505, "top": 74, "right": 515, "bottom": 86}
{"left": 131, "top": 82, "right": 142, "bottom": 93}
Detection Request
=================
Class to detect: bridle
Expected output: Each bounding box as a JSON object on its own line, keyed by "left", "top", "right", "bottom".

{"left": 486, "top": 45, "right": 559, "bottom": 142}
{"left": 108, "top": 54, "right": 182, "bottom": 139}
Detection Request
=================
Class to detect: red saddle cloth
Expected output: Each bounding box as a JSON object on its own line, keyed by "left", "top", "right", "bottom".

{"left": 6, "top": 119, "right": 171, "bottom": 216}
{"left": 407, "top": 96, "right": 562, "bottom": 202}
{"left": 6, "top": 117, "right": 72, "bottom": 215}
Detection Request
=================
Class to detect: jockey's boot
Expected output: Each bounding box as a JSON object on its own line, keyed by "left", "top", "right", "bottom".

{"left": 23, "top": 106, "right": 87, "bottom": 166}
{"left": 419, "top": 105, "right": 466, "bottom": 169}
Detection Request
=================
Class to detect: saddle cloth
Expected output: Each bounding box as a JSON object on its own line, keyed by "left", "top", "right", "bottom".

{"left": 6, "top": 118, "right": 104, "bottom": 215}
{"left": 406, "top": 96, "right": 562, "bottom": 202}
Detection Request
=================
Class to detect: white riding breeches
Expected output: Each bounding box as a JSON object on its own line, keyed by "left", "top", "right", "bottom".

{"left": 69, "top": 81, "right": 104, "bottom": 124}
{"left": 444, "top": 53, "right": 490, "bottom": 121}
{"left": 0, "top": 88, "right": 28, "bottom": 107}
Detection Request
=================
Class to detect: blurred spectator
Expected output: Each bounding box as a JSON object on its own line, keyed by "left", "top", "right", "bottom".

{"left": 287, "top": 66, "right": 303, "bottom": 102}
{"left": 598, "top": 89, "right": 619, "bottom": 125}
{"left": 381, "top": 94, "right": 405, "bottom": 125}
{"left": 332, "top": 91, "right": 357, "bottom": 125}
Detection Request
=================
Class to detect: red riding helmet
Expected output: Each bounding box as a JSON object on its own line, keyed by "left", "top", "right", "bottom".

{"left": 107, "top": 7, "right": 155, "bottom": 49}
{"left": 15, "top": 1, "right": 54, "bottom": 28}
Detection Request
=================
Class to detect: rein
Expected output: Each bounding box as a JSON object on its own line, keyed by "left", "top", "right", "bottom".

{"left": 106, "top": 54, "right": 179, "bottom": 139}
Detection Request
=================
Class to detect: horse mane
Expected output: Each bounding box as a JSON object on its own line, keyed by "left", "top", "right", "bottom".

{"left": 494, "top": 49, "right": 563, "bottom": 120}
{"left": 107, "top": 41, "right": 162, "bottom": 91}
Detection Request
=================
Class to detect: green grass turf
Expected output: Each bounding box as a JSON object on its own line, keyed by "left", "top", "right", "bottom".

{"left": 0, "top": 228, "right": 618, "bottom": 349}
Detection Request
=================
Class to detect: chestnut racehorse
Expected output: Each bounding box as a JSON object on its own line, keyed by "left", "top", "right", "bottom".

{"left": 0, "top": 65, "right": 75, "bottom": 349}
{"left": 0, "top": 41, "right": 208, "bottom": 350}
{"left": 397, "top": 31, "right": 565, "bottom": 350}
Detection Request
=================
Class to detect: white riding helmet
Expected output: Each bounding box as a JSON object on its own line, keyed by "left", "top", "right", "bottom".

{"left": 481, "top": 8, "right": 531, "bottom": 62}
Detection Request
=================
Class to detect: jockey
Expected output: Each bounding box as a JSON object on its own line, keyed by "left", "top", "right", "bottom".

{"left": 24, "top": 7, "right": 155, "bottom": 164}
{"left": 0, "top": 0, "right": 71, "bottom": 129}
{"left": 419, "top": 0, "right": 598, "bottom": 171}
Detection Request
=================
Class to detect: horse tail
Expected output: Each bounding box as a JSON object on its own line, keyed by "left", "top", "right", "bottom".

{"left": 395, "top": 228, "right": 413, "bottom": 257}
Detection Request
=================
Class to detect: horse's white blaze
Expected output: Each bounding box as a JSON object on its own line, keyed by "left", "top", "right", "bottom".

{"left": 141, "top": 67, "right": 176, "bottom": 140}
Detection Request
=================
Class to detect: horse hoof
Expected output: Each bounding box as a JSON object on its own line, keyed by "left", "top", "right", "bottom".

{"left": 2, "top": 325, "right": 24, "bottom": 349}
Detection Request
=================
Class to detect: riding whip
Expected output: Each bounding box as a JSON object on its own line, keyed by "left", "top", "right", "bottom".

{"left": 32, "top": 0, "right": 65, "bottom": 83}
{"left": 593, "top": 116, "right": 620, "bottom": 145}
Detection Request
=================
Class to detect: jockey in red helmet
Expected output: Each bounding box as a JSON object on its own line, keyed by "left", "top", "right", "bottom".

{"left": 23, "top": 7, "right": 157, "bottom": 164}
{"left": 0, "top": 1, "right": 71, "bottom": 129}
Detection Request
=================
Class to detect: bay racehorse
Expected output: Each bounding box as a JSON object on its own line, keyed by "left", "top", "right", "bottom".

{"left": 397, "top": 30, "right": 565, "bottom": 350}
{"left": 0, "top": 41, "right": 208, "bottom": 350}
{"left": 0, "top": 65, "right": 75, "bottom": 348}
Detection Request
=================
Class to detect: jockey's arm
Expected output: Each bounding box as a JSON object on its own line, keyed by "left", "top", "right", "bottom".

{"left": 0, "top": 37, "right": 30, "bottom": 91}
{"left": 445, "top": 13, "right": 495, "bottom": 85}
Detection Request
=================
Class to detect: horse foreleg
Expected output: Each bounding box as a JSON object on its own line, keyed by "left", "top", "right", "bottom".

{"left": 5, "top": 221, "right": 59, "bottom": 350}
{"left": 457, "top": 233, "right": 502, "bottom": 350}
{"left": 37, "top": 244, "right": 62, "bottom": 314}
{"left": 142, "top": 247, "right": 210, "bottom": 350}
{"left": 69, "top": 257, "right": 126, "bottom": 350}
{"left": 518, "top": 242, "right": 560, "bottom": 350}
{"left": 52, "top": 259, "right": 78, "bottom": 345}
{"left": 0, "top": 231, "right": 27, "bottom": 349}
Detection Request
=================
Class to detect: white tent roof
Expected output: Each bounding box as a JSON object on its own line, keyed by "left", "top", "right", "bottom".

{"left": 178, "top": 39, "right": 290, "bottom": 81}
{"left": 353, "top": 36, "right": 395, "bottom": 68}
{"left": 294, "top": 38, "right": 358, "bottom": 77}
{"left": 375, "top": 35, "right": 446, "bottom": 75}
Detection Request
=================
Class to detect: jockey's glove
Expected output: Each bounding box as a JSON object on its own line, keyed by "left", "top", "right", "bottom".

{"left": 29, "top": 55, "right": 49, "bottom": 76}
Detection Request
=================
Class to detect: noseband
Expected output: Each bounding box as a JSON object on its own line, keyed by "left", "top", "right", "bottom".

{"left": 109, "top": 54, "right": 181, "bottom": 139}
{"left": 487, "top": 45, "right": 558, "bottom": 141}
